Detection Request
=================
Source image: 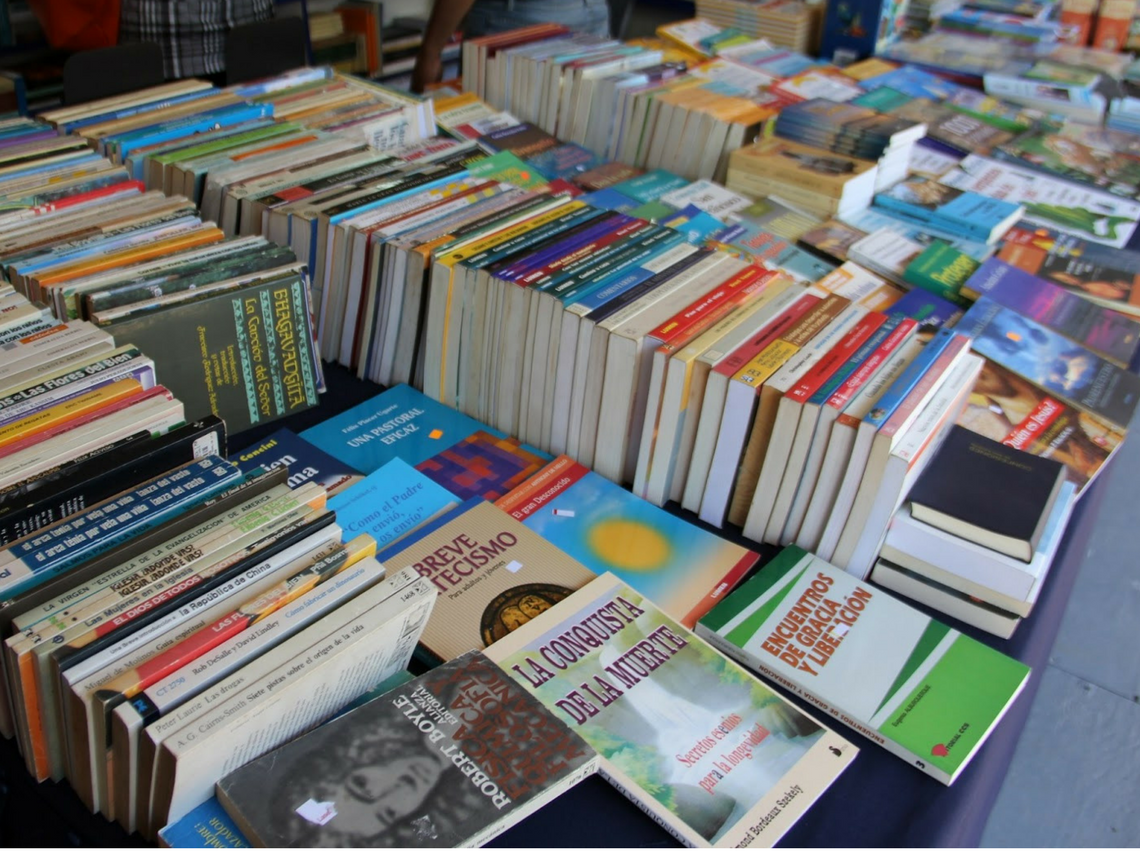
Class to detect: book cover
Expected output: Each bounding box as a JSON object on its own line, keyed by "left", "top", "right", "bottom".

{"left": 957, "top": 297, "right": 1140, "bottom": 429}
{"left": 573, "top": 161, "right": 645, "bottom": 190}
{"left": 158, "top": 796, "right": 251, "bottom": 848}
{"left": 611, "top": 169, "right": 691, "bottom": 204}
{"left": 234, "top": 427, "right": 364, "bottom": 497}
{"left": 525, "top": 143, "right": 604, "bottom": 182}
{"left": 486, "top": 572, "right": 857, "bottom": 847}
{"left": 995, "top": 122, "right": 1140, "bottom": 198}
{"left": 996, "top": 231, "right": 1140, "bottom": 317}
{"left": 963, "top": 258, "right": 1140, "bottom": 369}
{"left": 215, "top": 650, "right": 597, "bottom": 847}
{"left": 902, "top": 241, "right": 979, "bottom": 307}
{"left": 478, "top": 122, "right": 561, "bottom": 159}
{"left": 730, "top": 138, "right": 877, "bottom": 196}
{"left": 375, "top": 498, "right": 596, "bottom": 662}
{"left": 907, "top": 425, "right": 1066, "bottom": 560}
{"left": 956, "top": 358, "right": 1124, "bottom": 493}
{"left": 579, "top": 188, "right": 640, "bottom": 212}
{"left": 466, "top": 150, "right": 549, "bottom": 190}
{"left": 101, "top": 274, "right": 320, "bottom": 434}
{"left": 414, "top": 430, "right": 549, "bottom": 502}
{"left": 495, "top": 455, "right": 760, "bottom": 628}
{"left": 698, "top": 546, "right": 1030, "bottom": 785}
{"left": 300, "top": 383, "right": 486, "bottom": 474}
{"left": 329, "top": 458, "right": 460, "bottom": 550}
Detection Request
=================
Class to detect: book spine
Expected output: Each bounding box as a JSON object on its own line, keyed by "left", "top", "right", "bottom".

{"left": 0, "top": 457, "right": 241, "bottom": 597}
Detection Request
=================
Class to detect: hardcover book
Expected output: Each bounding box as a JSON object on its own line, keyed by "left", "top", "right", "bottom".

{"left": 375, "top": 498, "right": 596, "bottom": 663}
{"left": 215, "top": 650, "right": 598, "bottom": 847}
{"left": 698, "top": 546, "right": 1031, "bottom": 785}
{"left": 902, "top": 241, "right": 979, "bottom": 307}
{"left": 486, "top": 572, "right": 857, "bottom": 847}
{"left": 495, "top": 455, "right": 760, "bottom": 627}
{"left": 907, "top": 425, "right": 1066, "bottom": 561}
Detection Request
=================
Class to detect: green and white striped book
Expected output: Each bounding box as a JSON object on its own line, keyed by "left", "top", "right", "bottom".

{"left": 697, "top": 546, "right": 1030, "bottom": 785}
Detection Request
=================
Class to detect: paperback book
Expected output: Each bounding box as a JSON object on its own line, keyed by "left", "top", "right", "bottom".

{"left": 698, "top": 546, "right": 1031, "bottom": 785}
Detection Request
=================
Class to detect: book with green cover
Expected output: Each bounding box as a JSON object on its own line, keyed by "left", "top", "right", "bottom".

{"left": 485, "top": 572, "right": 857, "bottom": 847}
{"left": 697, "top": 546, "right": 1031, "bottom": 785}
{"left": 902, "top": 241, "right": 979, "bottom": 307}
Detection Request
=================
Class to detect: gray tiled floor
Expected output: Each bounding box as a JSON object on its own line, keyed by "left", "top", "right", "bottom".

{"left": 982, "top": 408, "right": 1140, "bottom": 847}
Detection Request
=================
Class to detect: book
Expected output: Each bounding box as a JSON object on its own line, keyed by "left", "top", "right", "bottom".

{"left": 375, "top": 498, "right": 596, "bottom": 663}
{"left": 215, "top": 650, "right": 598, "bottom": 847}
{"left": 957, "top": 357, "right": 1125, "bottom": 494}
{"left": 496, "top": 455, "right": 759, "bottom": 628}
{"left": 902, "top": 241, "right": 979, "bottom": 307}
{"left": 485, "top": 572, "right": 858, "bottom": 847}
{"left": 698, "top": 546, "right": 1031, "bottom": 785}
{"left": 994, "top": 122, "right": 1140, "bottom": 198}
{"left": 157, "top": 796, "right": 251, "bottom": 848}
{"left": 873, "top": 177, "right": 1024, "bottom": 244}
{"left": 415, "top": 430, "right": 549, "bottom": 502}
{"left": 233, "top": 427, "right": 363, "bottom": 497}
{"left": 956, "top": 297, "right": 1140, "bottom": 430}
{"left": 98, "top": 273, "right": 321, "bottom": 434}
{"left": 906, "top": 425, "right": 1067, "bottom": 561}
{"left": 300, "top": 383, "right": 486, "bottom": 474}
{"left": 961, "top": 258, "right": 1140, "bottom": 370}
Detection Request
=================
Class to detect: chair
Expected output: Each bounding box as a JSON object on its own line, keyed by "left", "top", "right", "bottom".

{"left": 62, "top": 42, "right": 166, "bottom": 105}
{"left": 224, "top": 17, "right": 309, "bottom": 86}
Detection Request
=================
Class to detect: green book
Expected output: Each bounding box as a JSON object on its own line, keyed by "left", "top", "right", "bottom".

{"left": 902, "top": 241, "right": 979, "bottom": 308}
{"left": 467, "top": 150, "right": 549, "bottom": 190}
{"left": 697, "top": 546, "right": 1030, "bottom": 785}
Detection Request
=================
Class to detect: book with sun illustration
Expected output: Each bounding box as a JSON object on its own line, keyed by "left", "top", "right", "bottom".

{"left": 484, "top": 573, "right": 857, "bottom": 847}
{"left": 697, "top": 546, "right": 1031, "bottom": 786}
{"left": 416, "top": 431, "right": 549, "bottom": 501}
{"left": 375, "top": 498, "right": 596, "bottom": 664}
{"left": 495, "top": 455, "right": 760, "bottom": 628}
{"left": 214, "top": 651, "right": 598, "bottom": 847}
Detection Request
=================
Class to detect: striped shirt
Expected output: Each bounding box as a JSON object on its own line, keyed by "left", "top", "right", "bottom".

{"left": 119, "top": 0, "right": 274, "bottom": 79}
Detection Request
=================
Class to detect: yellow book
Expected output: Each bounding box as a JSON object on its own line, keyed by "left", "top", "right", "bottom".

{"left": 0, "top": 377, "right": 144, "bottom": 452}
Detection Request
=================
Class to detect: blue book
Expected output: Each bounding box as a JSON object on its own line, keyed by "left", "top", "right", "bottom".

{"left": 233, "top": 427, "right": 364, "bottom": 496}
{"left": 525, "top": 142, "right": 603, "bottom": 181}
{"left": 109, "top": 103, "right": 274, "bottom": 161}
{"left": 610, "top": 168, "right": 690, "bottom": 203}
{"left": 299, "top": 384, "right": 486, "bottom": 474}
{"left": 551, "top": 230, "right": 689, "bottom": 310}
{"left": 579, "top": 187, "right": 640, "bottom": 212}
{"left": 863, "top": 326, "right": 965, "bottom": 432}
{"left": 158, "top": 796, "right": 251, "bottom": 848}
{"left": 0, "top": 456, "right": 242, "bottom": 599}
{"left": 660, "top": 204, "right": 726, "bottom": 244}
{"left": 808, "top": 316, "right": 906, "bottom": 406}
{"left": 328, "top": 458, "right": 460, "bottom": 551}
{"left": 60, "top": 88, "right": 219, "bottom": 134}
{"left": 888, "top": 287, "right": 964, "bottom": 330}
{"left": 874, "top": 177, "right": 1024, "bottom": 243}
{"left": 709, "top": 221, "right": 835, "bottom": 283}
{"left": 956, "top": 296, "right": 1140, "bottom": 429}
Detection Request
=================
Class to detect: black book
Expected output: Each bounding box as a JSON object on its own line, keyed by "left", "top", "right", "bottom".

{"left": 0, "top": 416, "right": 227, "bottom": 546}
{"left": 906, "top": 425, "right": 1067, "bottom": 562}
{"left": 216, "top": 650, "right": 598, "bottom": 847}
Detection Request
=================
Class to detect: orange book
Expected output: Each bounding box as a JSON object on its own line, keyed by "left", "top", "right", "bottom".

{"left": 0, "top": 377, "right": 144, "bottom": 453}
{"left": 32, "top": 226, "right": 225, "bottom": 316}
{"left": 1092, "top": 0, "right": 1133, "bottom": 48}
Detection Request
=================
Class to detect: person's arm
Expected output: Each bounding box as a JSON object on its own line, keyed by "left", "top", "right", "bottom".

{"left": 411, "top": 0, "right": 476, "bottom": 92}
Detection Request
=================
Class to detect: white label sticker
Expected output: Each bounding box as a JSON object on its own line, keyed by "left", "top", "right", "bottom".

{"left": 296, "top": 799, "right": 337, "bottom": 826}
{"left": 506, "top": 560, "right": 523, "bottom": 573}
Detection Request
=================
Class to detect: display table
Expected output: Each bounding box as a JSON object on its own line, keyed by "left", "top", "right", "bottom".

{"left": 0, "top": 363, "right": 1110, "bottom": 847}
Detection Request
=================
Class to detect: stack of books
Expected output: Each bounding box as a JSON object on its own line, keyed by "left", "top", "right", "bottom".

{"left": 691, "top": 0, "right": 821, "bottom": 53}
{"left": 727, "top": 136, "right": 881, "bottom": 218}
{"left": 875, "top": 426, "right": 1075, "bottom": 637}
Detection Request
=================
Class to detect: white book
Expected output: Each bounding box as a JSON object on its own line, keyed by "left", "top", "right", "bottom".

{"left": 835, "top": 354, "right": 983, "bottom": 579}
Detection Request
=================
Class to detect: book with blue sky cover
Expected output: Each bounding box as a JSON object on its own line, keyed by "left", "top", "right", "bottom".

{"left": 495, "top": 456, "right": 760, "bottom": 628}
{"left": 698, "top": 546, "right": 1030, "bottom": 785}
